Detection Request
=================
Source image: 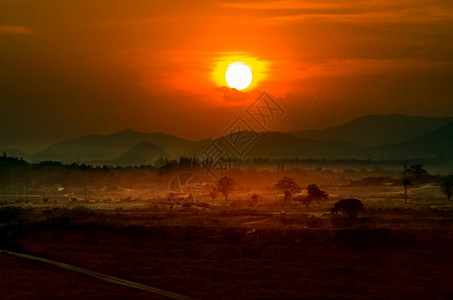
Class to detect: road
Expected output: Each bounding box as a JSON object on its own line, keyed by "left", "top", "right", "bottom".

{"left": 1, "top": 249, "right": 194, "bottom": 300}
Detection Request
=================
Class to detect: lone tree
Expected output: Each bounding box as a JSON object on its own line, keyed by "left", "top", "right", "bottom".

{"left": 275, "top": 177, "right": 301, "bottom": 201}
{"left": 440, "top": 176, "right": 453, "bottom": 201}
{"left": 216, "top": 176, "right": 236, "bottom": 201}
{"left": 304, "top": 184, "right": 328, "bottom": 207}
{"left": 406, "top": 164, "right": 428, "bottom": 176}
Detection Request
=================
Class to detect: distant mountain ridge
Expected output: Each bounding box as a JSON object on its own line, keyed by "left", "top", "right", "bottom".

{"left": 20, "top": 114, "right": 453, "bottom": 164}
{"left": 399, "top": 122, "right": 453, "bottom": 157}
{"left": 116, "top": 141, "right": 169, "bottom": 166}
{"left": 32, "top": 130, "right": 210, "bottom": 163}
{"left": 291, "top": 114, "right": 453, "bottom": 146}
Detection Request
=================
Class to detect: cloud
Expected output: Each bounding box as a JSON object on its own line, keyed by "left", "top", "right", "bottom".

{"left": 297, "top": 58, "right": 453, "bottom": 78}
{"left": 221, "top": 1, "right": 342, "bottom": 10}
{"left": 212, "top": 86, "right": 261, "bottom": 105}
{"left": 221, "top": 0, "right": 453, "bottom": 24}
{"left": 0, "top": 25, "right": 33, "bottom": 34}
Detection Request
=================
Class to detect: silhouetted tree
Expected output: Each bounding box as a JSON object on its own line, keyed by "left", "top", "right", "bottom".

{"left": 403, "top": 178, "right": 411, "bottom": 203}
{"left": 275, "top": 177, "right": 301, "bottom": 201}
{"left": 406, "top": 164, "right": 428, "bottom": 176}
{"left": 178, "top": 157, "right": 192, "bottom": 168}
{"left": 216, "top": 176, "right": 236, "bottom": 201}
{"left": 440, "top": 176, "right": 453, "bottom": 201}
{"left": 304, "top": 184, "right": 328, "bottom": 207}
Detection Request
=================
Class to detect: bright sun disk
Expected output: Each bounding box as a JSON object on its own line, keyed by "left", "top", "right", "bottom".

{"left": 225, "top": 62, "right": 252, "bottom": 90}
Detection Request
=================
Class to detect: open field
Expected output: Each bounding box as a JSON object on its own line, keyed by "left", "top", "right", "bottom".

{"left": 1, "top": 176, "right": 453, "bottom": 299}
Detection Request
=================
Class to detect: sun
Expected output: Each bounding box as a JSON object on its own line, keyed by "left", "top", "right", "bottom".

{"left": 225, "top": 62, "right": 252, "bottom": 90}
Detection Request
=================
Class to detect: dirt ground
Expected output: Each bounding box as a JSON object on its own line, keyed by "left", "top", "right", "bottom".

{"left": 1, "top": 183, "right": 453, "bottom": 299}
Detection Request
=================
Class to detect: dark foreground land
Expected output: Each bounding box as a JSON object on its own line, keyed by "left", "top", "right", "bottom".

{"left": 1, "top": 203, "right": 453, "bottom": 299}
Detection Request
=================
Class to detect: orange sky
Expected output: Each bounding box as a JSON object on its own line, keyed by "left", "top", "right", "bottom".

{"left": 1, "top": 0, "right": 453, "bottom": 151}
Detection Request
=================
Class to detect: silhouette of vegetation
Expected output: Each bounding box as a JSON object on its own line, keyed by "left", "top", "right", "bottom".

{"left": 440, "top": 176, "right": 453, "bottom": 201}
{"left": 406, "top": 164, "right": 428, "bottom": 176}
{"left": 275, "top": 177, "right": 301, "bottom": 201}
{"left": 216, "top": 176, "right": 236, "bottom": 201}
{"left": 304, "top": 184, "right": 329, "bottom": 207}
{"left": 331, "top": 199, "right": 364, "bottom": 217}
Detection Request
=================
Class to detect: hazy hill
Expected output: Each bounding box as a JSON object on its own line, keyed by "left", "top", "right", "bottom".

{"left": 244, "top": 132, "right": 369, "bottom": 159}
{"left": 291, "top": 115, "right": 453, "bottom": 146}
{"left": 28, "top": 115, "right": 453, "bottom": 163}
{"left": 184, "top": 131, "right": 369, "bottom": 160}
{"left": 32, "top": 129, "right": 209, "bottom": 162}
{"left": 188, "top": 128, "right": 453, "bottom": 161}
{"left": 399, "top": 122, "right": 453, "bottom": 157}
{"left": 115, "top": 142, "right": 169, "bottom": 166}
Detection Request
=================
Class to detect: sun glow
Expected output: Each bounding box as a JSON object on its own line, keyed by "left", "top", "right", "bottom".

{"left": 225, "top": 62, "right": 252, "bottom": 90}
{"left": 212, "top": 54, "right": 268, "bottom": 90}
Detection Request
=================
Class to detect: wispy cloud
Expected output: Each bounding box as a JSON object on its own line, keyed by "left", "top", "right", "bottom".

{"left": 221, "top": 1, "right": 342, "bottom": 10}
{"left": 0, "top": 25, "right": 33, "bottom": 34}
{"left": 221, "top": 0, "right": 453, "bottom": 23}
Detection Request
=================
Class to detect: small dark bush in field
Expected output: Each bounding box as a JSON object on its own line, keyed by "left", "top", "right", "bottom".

{"left": 331, "top": 199, "right": 364, "bottom": 217}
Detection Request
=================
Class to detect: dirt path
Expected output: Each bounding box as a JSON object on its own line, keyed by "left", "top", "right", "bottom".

{"left": 1, "top": 250, "right": 194, "bottom": 300}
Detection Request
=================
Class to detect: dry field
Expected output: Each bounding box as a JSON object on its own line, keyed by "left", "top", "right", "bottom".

{"left": 1, "top": 179, "right": 453, "bottom": 299}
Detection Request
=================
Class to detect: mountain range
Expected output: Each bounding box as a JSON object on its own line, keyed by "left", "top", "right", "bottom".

{"left": 31, "top": 130, "right": 209, "bottom": 164}
{"left": 2, "top": 114, "right": 452, "bottom": 164}
{"left": 291, "top": 114, "right": 453, "bottom": 146}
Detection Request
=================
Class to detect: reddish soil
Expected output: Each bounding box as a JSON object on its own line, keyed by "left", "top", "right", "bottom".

{"left": 0, "top": 254, "right": 162, "bottom": 299}
{"left": 3, "top": 210, "right": 453, "bottom": 299}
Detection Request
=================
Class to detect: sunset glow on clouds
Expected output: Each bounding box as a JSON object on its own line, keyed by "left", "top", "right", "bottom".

{"left": 1, "top": 0, "right": 453, "bottom": 149}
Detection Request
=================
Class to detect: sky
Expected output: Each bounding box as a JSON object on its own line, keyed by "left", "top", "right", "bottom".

{"left": 1, "top": 0, "right": 453, "bottom": 152}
